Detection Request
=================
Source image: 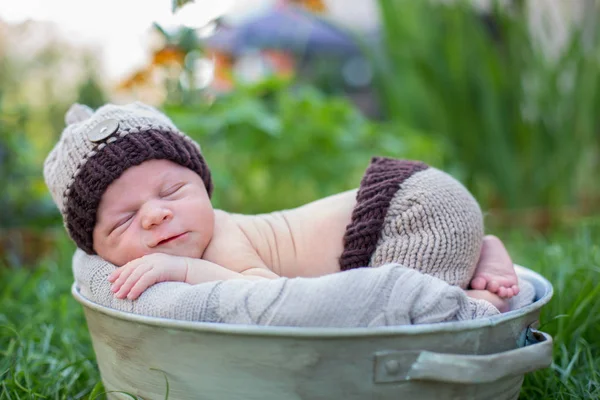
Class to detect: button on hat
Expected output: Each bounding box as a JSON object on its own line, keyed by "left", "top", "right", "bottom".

{"left": 87, "top": 119, "right": 120, "bottom": 143}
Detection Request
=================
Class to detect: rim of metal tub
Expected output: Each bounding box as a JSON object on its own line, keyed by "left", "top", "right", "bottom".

{"left": 71, "top": 264, "right": 553, "bottom": 338}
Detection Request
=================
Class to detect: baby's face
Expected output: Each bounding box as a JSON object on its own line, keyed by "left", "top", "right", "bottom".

{"left": 93, "top": 159, "right": 214, "bottom": 266}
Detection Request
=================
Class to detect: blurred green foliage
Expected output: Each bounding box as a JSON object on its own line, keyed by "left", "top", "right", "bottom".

{"left": 172, "top": 0, "right": 194, "bottom": 13}
{"left": 0, "top": 70, "right": 60, "bottom": 229}
{"left": 166, "top": 76, "right": 442, "bottom": 213}
{"left": 370, "top": 0, "right": 600, "bottom": 212}
{"left": 0, "top": 32, "right": 107, "bottom": 230}
{"left": 0, "top": 28, "right": 108, "bottom": 265}
{"left": 0, "top": 110, "right": 52, "bottom": 228}
{"left": 75, "top": 58, "right": 108, "bottom": 110}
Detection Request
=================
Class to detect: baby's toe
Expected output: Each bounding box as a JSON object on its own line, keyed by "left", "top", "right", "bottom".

{"left": 501, "top": 286, "right": 519, "bottom": 299}
{"left": 512, "top": 285, "right": 520, "bottom": 295}
{"left": 487, "top": 280, "right": 500, "bottom": 293}
{"left": 470, "top": 276, "right": 487, "bottom": 290}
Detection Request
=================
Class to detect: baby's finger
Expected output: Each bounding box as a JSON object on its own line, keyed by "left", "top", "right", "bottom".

{"left": 108, "top": 268, "right": 124, "bottom": 283}
{"left": 115, "top": 264, "right": 152, "bottom": 299}
{"left": 111, "top": 261, "right": 142, "bottom": 292}
{"left": 127, "top": 271, "right": 160, "bottom": 300}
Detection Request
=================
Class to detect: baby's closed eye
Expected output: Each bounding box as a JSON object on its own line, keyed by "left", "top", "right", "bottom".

{"left": 111, "top": 213, "right": 135, "bottom": 234}
{"left": 161, "top": 183, "right": 185, "bottom": 198}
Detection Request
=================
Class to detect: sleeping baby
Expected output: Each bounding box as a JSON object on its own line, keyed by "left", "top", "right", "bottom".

{"left": 44, "top": 102, "right": 519, "bottom": 312}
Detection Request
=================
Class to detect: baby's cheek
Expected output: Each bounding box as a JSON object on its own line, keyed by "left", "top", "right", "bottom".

{"left": 108, "top": 233, "right": 146, "bottom": 266}
{"left": 128, "top": 239, "right": 152, "bottom": 263}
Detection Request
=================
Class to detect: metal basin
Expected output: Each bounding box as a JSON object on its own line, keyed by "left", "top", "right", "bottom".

{"left": 73, "top": 265, "right": 553, "bottom": 400}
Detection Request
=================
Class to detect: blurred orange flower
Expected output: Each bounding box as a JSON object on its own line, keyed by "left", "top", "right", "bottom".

{"left": 152, "top": 46, "right": 185, "bottom": 67}
{"left": 295, "top": 0, "right": 327, "bottom": 13}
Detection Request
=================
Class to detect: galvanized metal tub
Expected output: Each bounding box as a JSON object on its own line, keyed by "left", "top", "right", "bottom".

{"left": 73, "top": 265, "right": 553, "bottom": 400}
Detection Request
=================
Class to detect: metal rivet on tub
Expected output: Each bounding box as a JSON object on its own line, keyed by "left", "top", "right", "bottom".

{"left": 384, "top": 359, "right": 400, "bottom": 375}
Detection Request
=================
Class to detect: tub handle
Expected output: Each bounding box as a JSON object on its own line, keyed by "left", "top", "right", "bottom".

{"left": 373, "top": 328, "right": 553, "bottom": 384}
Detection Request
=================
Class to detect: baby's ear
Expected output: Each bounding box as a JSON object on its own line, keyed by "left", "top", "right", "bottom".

{"left": 65, "top": 103, "right": 94, "bottom": 125}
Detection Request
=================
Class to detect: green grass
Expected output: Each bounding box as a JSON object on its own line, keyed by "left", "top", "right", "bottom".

{"left": 1, "top": 224, "right": 599, "bottom": 399}
{"left": 0, "top": 235, "right": 102, "bottom": 399}
{"left": 515, "top": 223, "right": 600, "bottom": 399}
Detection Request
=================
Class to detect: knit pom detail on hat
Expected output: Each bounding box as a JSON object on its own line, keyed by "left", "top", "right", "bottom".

{"left": 65, "top": 103, "right": 93, "bottom": 125}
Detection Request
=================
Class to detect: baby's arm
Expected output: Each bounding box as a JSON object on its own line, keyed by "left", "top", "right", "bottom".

{"left": 185, "top": 262, "right": 280, "bottom": 283}
{"left": 108, "top": 253, "right": 279, "bottom": 300}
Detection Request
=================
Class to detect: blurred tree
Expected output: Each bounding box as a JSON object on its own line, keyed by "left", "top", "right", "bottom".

{"left": 117, "top": 23, "right": 204, "bottom": 105}
{"left": 172, "top": 0, "right": 194, "bottom": 13}
{"left": 76, "top": 56, "right": 108, "bottom": 109}
{"left": 0, "top": 19, "right": 104, "bottom": 265}
{"left": 369, "top": 0, "right": 600, "bottom": 226}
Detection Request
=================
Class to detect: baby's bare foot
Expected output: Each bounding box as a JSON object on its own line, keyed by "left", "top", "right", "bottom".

{"left": 466, "top": 290, "right": 510, "bottom": 312}
{"left": 470, "top": 235, "right": 519, "bottom": 298}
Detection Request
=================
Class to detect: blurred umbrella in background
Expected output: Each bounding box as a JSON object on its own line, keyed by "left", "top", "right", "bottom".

{"left": 204, "top": 7, "right": 363, "bottom": 57}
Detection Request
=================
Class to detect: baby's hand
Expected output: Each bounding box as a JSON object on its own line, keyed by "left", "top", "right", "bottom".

{"left": 108, "top": 253, "right": 189, "bottom": 300}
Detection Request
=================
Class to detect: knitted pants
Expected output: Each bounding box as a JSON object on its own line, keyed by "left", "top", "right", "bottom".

{"left": 340, "top": 157, "right": 483, "bottom": 289}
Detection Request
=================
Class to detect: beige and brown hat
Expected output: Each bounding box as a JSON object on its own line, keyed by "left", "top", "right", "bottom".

{"left": 44, "top": 102, "right": 212, "bottom": 255}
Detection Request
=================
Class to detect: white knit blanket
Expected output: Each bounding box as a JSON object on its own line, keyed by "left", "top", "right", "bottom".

{"left": 72, "top": 249, "right": 535, "bottom": 327}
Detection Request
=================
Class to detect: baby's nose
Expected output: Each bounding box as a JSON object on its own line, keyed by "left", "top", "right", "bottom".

{"left": 141, "top": 204, "right": 173, "bottom": 229}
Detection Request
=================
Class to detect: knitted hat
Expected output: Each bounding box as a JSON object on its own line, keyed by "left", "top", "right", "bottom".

{"left": 44, "top": 102, "right": 213, "bottom": 255}
{"left": 340, "top": 157, "right": 483, "bottom": 288}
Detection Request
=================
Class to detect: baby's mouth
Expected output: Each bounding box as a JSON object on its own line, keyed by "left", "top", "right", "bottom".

{"left": 157, "top": 232, "right": 187, "bottom": 246}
